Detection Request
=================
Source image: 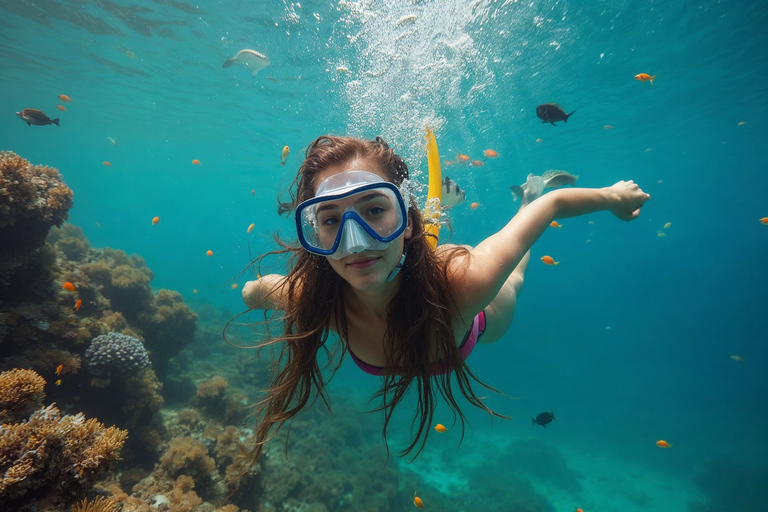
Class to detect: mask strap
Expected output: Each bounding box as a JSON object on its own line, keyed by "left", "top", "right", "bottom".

{"left": 386, "top": 250, "right": 407, "bottom": 282}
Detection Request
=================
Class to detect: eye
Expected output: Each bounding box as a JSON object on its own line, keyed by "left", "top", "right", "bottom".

{"left": 321, "top": 216, "right": 339, "bottom": 226}
{"left": 367, "top": 206, "right": 385, "bottom": 216}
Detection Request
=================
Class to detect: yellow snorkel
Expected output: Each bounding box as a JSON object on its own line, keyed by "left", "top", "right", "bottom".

{"left": 423, "top": 127, "right": 442, "bottom": 250}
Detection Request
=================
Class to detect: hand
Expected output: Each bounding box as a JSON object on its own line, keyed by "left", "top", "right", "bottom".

{"left": 607, "top": 180, "right": 650, "bottom": 221}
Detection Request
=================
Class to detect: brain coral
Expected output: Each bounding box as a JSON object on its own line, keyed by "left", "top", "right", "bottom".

{"left": 0, "top": 151, "right": 73, "bottom": 294}
{"left": 85, "top": 332, "right": 151, "bottom": 378}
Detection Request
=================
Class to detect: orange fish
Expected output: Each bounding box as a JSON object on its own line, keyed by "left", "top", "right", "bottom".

{"left": 55, "top": 379, "right": 62, "bottom": 386}
{"left": 102, "top": 161, "right": 112, "bottom": 167}
{"left": 541, "top": 255, "right": 559, "bottom": 266}
{"left": 550, "top": 221, "right": 562, "bottom": 229}
{"left": 56, "top": 105, "right": 66, "bottom": 111}
{"left": 152, "top": 216, "right": 160, "bottom": 225}
{"left": 483, "top": 149, "right": 498, "bottom": 158}
{"left": 635, "top": 73, "right": 657, "bottom": 85}
{"left": 470, "top": 160, "right": 484, "bottom": 167}
{"left": 456, "top": 154, "right": 470, "bottom": 163}
{"left": 656, "top": 440, "right": 672, "bottom": 448}
{"left": 413, "top": 496, "right": 424, "bottom": 508}
{"left": 192, "top": 159, "right": 201, "bottom": 165}
{"left": 434, "top": 424, "right": 447, "bottom": 433}
{"left": 759, "top": 217, "right": 768, "bottom": 225}
{"left": 61, "top": 282, "right": 76, "bottom": 292}
{"left": 470, "top": 202, "right": 479, "bottom": 210}
{"left": 231, "top": 283, "right": 239, "bottom": 289}
{"left": 75, "top": 299, "right": 82, "bottom": 312}
{"left": 247, "top": 223, "right": 255, "bottom": 234}
{"left": 55, "top": 364, "right": 64, "bottom": 376}
{"left": 443, "top": 160, "right": 455, "bottom": 167}
{"left": 58, "top": 94, "right": 71, "bottom": 103}
{"left": 251, "top": 189, "right": 255, "bottom": 196}
{"left": 575, "top": 509, "right": 584, "bottom": 512}
{"left": 206, "top": 250, "right": 213, "bottom": 257}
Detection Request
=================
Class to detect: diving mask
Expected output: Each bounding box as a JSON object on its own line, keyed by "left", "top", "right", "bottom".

{"left": 295, "top": 170, "right": 408, "bottom": 260}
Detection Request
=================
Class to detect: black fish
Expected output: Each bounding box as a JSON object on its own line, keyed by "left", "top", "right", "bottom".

{"left": 536, "top": 104, "right": 575, "bottom": 126}
{"left": 532, "top": 411, "right": 556, "bottom": 427}
{"left": 16, "top": 108, "right": 60, "bottom": 127}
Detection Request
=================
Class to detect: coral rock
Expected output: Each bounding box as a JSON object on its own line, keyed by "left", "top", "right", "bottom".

{"left": 0, "top": 368, "right": 46, "bottom": 424}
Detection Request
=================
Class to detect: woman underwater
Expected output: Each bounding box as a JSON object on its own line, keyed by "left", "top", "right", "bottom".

{"left": 241, "top": 135, "right": 650, "bottom": 461}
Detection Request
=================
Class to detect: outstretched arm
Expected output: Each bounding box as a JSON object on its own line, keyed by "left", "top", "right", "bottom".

{"left": 449, "top": 181, "right": 650, "bottom": 318}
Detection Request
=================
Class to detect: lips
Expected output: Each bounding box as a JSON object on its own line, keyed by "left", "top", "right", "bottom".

{"left": 347, "top": 256, "right": 380, "bottom": 269}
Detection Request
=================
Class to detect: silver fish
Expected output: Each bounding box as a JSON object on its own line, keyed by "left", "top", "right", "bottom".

{"left": 223, "top": 49, "right": 271, "bottom": 77}
{"left": 510, "top": 170, "right": 578, "bottom": 205}
{"left": 441, "top": 176, "right": 466, "bottom": 208}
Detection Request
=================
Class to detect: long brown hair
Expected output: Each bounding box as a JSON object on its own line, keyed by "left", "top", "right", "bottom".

{"left": 244, "top": 135, "right": 505, "bottom": 468}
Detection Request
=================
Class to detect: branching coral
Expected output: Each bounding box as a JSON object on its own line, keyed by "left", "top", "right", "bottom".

{"left": 0, "top": 151, "right": 73, "bottom": 295}
{"left": 0, "top": 372, "right": 128, "bottom": 510}
{"left": 71, "top": 496, "right": 119, "bottom": 512}
{"left": 0, "top": 368, "right": 45, "bottom": 423}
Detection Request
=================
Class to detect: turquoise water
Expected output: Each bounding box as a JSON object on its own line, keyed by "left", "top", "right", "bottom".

{"left": 2, "top": 0, "right": 767, "bottom": 510}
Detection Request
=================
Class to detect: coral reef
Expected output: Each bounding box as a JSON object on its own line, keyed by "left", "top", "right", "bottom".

{"left": 0, "top": 369, "right": 127, "bottom": 511}
{"left": 0, "top": 151, "right": 73, "bottom": 299}
{"left": 85, "top": 332, "right": 151, "bottom": 378}
{"left": 0, "top": 368, "right": 45, "bottom": 423}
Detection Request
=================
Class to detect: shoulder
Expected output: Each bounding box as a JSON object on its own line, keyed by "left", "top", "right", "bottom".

{"left": 242, "top": 274, "right": 292, "bottom": 311}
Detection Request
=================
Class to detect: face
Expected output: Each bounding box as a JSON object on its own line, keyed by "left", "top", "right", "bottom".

{"left": 314, "top": 159, "right": 412, "bottom": 291}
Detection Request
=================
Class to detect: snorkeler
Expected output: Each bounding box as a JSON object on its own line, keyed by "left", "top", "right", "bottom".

{"left": 241, "top": 135, "right": 650, "bottom": 462}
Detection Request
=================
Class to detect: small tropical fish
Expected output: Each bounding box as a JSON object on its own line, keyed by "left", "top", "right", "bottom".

{"left": 443, "top": 160, "right": 454, "bottom": 167}
{"left": 281, "top": 146, "right": 290, "bottom": 166}
{"left": 470, "top": 160, "right": 484, "bottom": 167}
{"left": 656, "top": 440, "right": 672, "bottom": 448}
{"left": 483, "top": 149, "right": 498, "bottom": 158}
{"left": 604, "top": 125, "right": 614, "bottom": 130}
{"left": 75, "top": 299, "right": 82, "bottom": 312}
{"left": 441, "top": 177, "right": 465, "bottom": 208}
{"left": 55, "top": 379, "right": 62, "bottom": 386}
{"left": 56, "top": 364, "right": 64, "bottom": 376}
{"left": 759, "top": 217, "right": 768, "bottom": 225}
{"left": 550, "top": 221, "right": 562, "bottom": 229}
{"left": 152, "top": 216, "right": 160, "bottom": 225}
{"left": 58, "top": 94, "right": 71, "bottom": 103}
{"left": 102, "top": 161, "right": 112, "bottom": 166}
{"left": 434, "top": 424, "right": 448, "bottom": 433}
{"left": 62, "top": 282, "right": 76, "bottom": 292}
{"left": 456, "top": 154, "right": 470, "bottom": 163}
{"left": 107, "top": 136, "right": 117, "bottom": 147}
{"left": 730, "top": 355, "right": 746, "bottom": 362}
{"left": 247, "top": 223, "right": 255, "bottom": 234}
{"left": 663, "top": 222, "right": 672, "bottom": 229}
{"left": 541, "top": 256, "right": 559, "bottom": 266}
{"left": 193, "top": 289, "right": 199, "bottom": 294}
{"left": 575, "top": 509, "right": 584, "bottom": 512}
{"left": 206, "top": 250, "right": 213, "bottom": 257}
{"left": 266, "top": 76, "right": 279, "bottom": 83}
{"left": 536, "top": 138, "right": 543, "bottom": 143}
{"left": 470, "top": 202, "right": 479, "bottom": 210}
{"left": 231, "top": 283, "right": 238, "bottom": 289}
{"left": 223, "top": 49, "right": 271, "bottom": 77}
{"left": 192, "top": 159, "right": 201, "bottom": 165}
{"left": 536, "top": 103, "right": 576, "bottom": 125}
{"left": 635, "top": 73, "right": 657, "bottom": 85}
{"left": 16, "top": 109, "right": 60, "bottom": 127}
{"left": 532, "top": 411, "right": 556, "bottom": 427}
{"left": 413, "top": 496, "right": 424, "bottom": 508}
{"left": 657, "top": 232, "right": 666, "bottom": 238}
{"left": 56, "top": 105, "right": 66, "bottom": 111}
